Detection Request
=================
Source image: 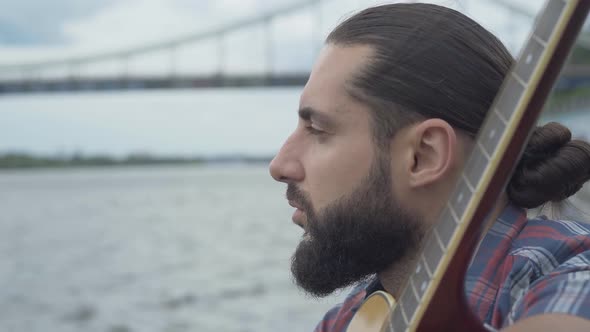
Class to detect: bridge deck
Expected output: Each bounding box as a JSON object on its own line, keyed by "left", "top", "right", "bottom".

{"left": 0, "top": 74, "right": 310, "bottom": 94}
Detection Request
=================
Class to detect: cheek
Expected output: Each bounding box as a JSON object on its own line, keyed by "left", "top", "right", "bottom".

{"left": 304, "top": 137, "right": 374, "bottom": 210}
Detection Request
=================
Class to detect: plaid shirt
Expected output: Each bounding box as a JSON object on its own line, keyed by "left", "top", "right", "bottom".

{"left": 314, "top": 203, "right": 590, "bottom": 331}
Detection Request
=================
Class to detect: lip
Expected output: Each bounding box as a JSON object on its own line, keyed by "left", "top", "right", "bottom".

{"left": 288, "top": 200, "right": 303, "bottom": 210}
{"left": 292, "top": 208, "right": 305, "bottom": 228}
{"left": 288, "top": 201, "right": 305, "bottom": 228}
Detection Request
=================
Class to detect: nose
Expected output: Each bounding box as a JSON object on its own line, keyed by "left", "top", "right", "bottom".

{"left": 269, "top": 134, "right": 304, "bottom": 183}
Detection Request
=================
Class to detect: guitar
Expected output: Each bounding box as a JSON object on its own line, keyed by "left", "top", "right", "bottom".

{"left": 346, "top": 1, "right": 590, "bottom": 331}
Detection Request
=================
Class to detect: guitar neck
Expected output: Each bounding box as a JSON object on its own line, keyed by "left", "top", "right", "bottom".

{"left": 387, "top": 1, "right": 590, "bottom": 331}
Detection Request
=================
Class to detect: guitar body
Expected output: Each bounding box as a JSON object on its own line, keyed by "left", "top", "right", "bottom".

{"left": 346, "top": 291, "right": 395, "bottom": 332}
{"left": 346, "top": 290, "right": 485, "bottom": 332}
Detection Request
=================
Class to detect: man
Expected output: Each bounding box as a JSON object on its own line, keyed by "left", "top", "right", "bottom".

{"left": 269, "top": 3, "right": 590, "bottom": 332}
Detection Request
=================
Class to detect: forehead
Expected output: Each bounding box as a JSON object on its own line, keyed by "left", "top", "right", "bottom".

{"left": 300, "top": 44, "right": 374, "bottom": 113}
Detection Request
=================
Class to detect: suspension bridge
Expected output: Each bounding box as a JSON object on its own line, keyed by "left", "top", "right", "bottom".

{"left": 0, "top": 0, "right": 589, "bottom": 95}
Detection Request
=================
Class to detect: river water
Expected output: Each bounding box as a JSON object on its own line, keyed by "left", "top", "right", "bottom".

{"left": 0, "top": 165, "right": 350, "bottom": 332}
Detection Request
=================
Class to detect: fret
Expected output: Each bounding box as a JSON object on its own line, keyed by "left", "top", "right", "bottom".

{"left": 390, "top": 305, "right": 407, "bottom": 332}
{"left": 412, "top": 258, "right": 431, "bottom": 298}
{"left": 434, "top": 207, "right": 458, "bottom": 248}
{"left": 478, "top": 107, "right": 506, "bottom": 160}
{"left": 534, "top": 0, "right": 566, "bottom": 42}
{"left": 447, "top": 201, "right": 462, "bottom": 229}
{"left": 514, "top": 36, "right": 545, "bottom": 84}
{"left": 494, "top": 107, "right": 509, "bottom": 125}
{"left": 410, "top": 279, "right": 421, "bottom": 306}
{"left": 388, "top": 320, "right": 395, "bottom": 332}
{"left": 387, "top": 317, "right": 394, "bottom": 332}
{"left": 399, "top": 299, "right": 410, "bottom": 326}
{"left": 479, "top": 106, "right": 507, "bottom": 156}
{"left": 477, "top": 141, "right": 492, "bottom": 160}
{"left": 493, "top": 75, "right": 524, "bottom": 133}
{"left": 423, "top": 232, "right": 445, "bottom": 276}
{"left": 450, "top": 176, "right": 472, "bottom": 218}
{"left": 420, "top": 253, "right": 433, "bottom": 277}
{"left": 511, "top": 72, "right": 527, "bottom": 89}
{"left": 464, "top": 142, "right": 490, "bottom": 190}
{"left": 400, "top": 282, "right": 420, "bottom": 323}
{"left": 531, "top": 34, "right": 548, "bottom": 48}
{"left": 462, "top": 173, "right": 476, "bottom": 193}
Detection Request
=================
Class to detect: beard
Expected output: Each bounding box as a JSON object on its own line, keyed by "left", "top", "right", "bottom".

{"left": 288, "top": 153, "right": 424, "bottom": 297}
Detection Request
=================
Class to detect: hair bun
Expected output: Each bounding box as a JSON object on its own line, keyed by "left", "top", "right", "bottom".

{"left": 520, "top": 122, "right": 571, "bottom": 161}
{"left": 507, "top": 122, "right": 590, "bottom": 208}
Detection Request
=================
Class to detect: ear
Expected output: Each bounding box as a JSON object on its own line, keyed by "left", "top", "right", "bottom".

{"left": 407, "top": 119, "right": 458, "bottom": 189}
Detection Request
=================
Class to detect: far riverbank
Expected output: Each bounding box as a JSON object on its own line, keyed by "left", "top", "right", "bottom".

{"left": 0, "top": 152, "right": 272, "bottom": 170}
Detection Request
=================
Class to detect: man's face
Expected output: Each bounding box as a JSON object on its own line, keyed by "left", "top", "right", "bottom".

{"left": 269, "top": 45, "right": 423, "bottom": 296}
{"left": 270, "top": 45, "right": 378, "bottom": 227}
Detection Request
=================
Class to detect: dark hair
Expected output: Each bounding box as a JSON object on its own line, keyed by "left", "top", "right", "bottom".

{"left": 326, "top": 3, "right": 590, "bottom": 208}
{"left": 508, "top": 122, "right": 590, "bottom": 208}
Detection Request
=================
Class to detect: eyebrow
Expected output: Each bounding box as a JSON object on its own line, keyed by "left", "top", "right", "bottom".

{"left": 298, "top": 107, "right": 336, "bottom": 129}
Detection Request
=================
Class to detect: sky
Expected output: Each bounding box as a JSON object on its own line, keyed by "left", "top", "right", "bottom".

{"left": 0, "top": 0, "right": 545, "bottom": 74}
{"left": 0, "top": 0, "right": 567, "bottom": 157}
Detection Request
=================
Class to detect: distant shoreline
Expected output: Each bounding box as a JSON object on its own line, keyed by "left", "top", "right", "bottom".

{"left": 0, "top": 153, "right": 272, "bottom": 169}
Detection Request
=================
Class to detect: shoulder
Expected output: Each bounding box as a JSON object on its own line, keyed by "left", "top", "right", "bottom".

{"left": 516, "top": 215, "right": 590, "bottom": 241}
{"left": 313, "top": 279, "right": 375, "bottom": 332}
{"left": 502, "top": 216, "right": 590, "bottom": 326}
{"left": 508, "top": 216, "right": 590, "bottom": 272}
{"left": 502, "top": 215, "right": 590, "bottom": 292}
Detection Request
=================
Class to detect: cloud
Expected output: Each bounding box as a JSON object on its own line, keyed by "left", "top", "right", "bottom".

{"left": 0, "top": 0, "right": 327, "bottom": 75}
{"left": 0, "top": 0, "right": 545, "bottom": 76}
{"left": 63, "top": 0, "right": 206, "bottom": 49}
{"left": 0, "top": 0, "right": 116, "bottom": 45}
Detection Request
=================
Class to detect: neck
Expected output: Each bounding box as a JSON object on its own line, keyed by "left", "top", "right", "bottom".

{"left": 377, "top": 194, "right": 509, "bottom": 299}
{"left": 377, "top": 247, "right": 421, "bottom": 299}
